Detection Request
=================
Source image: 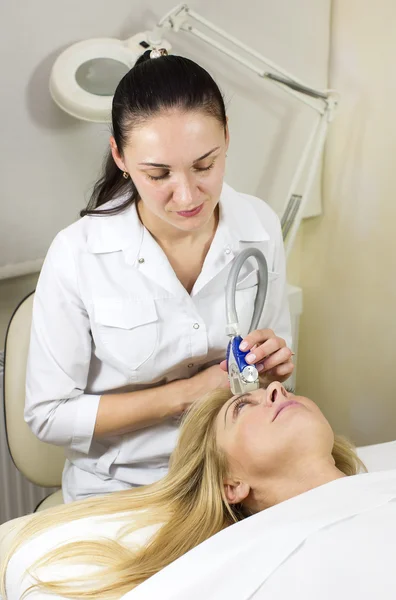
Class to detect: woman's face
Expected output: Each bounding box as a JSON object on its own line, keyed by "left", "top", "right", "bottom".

{"left": 215, "top": 382, "right": 334, "bottom": 503}
{"left": 111, "top": 109, "right": 228, "bottom": 233}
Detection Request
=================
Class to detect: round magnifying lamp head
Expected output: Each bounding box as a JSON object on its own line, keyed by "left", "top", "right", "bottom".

{"left": 49, "top": 33, "right": 171, "bottom": 123}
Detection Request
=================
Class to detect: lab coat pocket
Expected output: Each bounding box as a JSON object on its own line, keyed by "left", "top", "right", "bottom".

{"left": 236, "top": 269, "right": 259, "bottom": 290}
{"left": 235, "top": 270, "right": 279, "bottom": 336}
{"left": 93, "top": 298, "right": 159, "bottom": 371}
{"left": 236, "top": 269, "right": 279, "bottom": 289}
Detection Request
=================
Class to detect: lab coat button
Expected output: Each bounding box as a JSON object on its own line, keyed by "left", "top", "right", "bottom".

{"left": 138, "top": 257, "right": 145, "bottom": 263}
{"left": 224, "top": 246, "right": 231, "bottom": 254}
{"left": 193, "top": 323, "right": 200, "bottom": 329}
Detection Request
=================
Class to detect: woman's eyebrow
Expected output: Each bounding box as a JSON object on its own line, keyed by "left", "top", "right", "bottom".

{"left": 138, "top": 146, "right": 220, "bottom": 168}
{"left": 192, "top": 146, "right": 220, "bottom": 163}
{"left": 224, "top": 393, "right": 251, "bottom": 425}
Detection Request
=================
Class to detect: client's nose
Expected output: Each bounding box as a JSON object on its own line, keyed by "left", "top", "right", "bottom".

{"left": 265, "top": 381, "right": 288, "bottom": 406}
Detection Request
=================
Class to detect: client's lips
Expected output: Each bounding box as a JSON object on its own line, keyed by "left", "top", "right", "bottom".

{"left": 272, "top": 400, "right": 301, "bottom": 421}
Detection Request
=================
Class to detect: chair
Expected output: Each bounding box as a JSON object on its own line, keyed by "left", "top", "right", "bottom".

{"left": 3, "top": 292, "right": 64, "bottom": 511}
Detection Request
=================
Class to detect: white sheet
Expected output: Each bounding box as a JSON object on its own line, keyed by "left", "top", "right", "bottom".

{"left": 357, "top": 440, "right": 396, "bottom": 472}
{"left": 2, "top": 443, "right": 396, "bottom": 599}
{"left": 124, "top": 470, "right": 396, "bottom": 600}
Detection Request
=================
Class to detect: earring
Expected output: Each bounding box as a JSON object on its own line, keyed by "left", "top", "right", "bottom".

{"left": 123, "top": 171, "right": 129, "bottom": 179}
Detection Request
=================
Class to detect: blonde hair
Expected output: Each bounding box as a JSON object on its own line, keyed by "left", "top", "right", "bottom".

{"left": 0, "top": 389, "right": 364, "bottom": 599}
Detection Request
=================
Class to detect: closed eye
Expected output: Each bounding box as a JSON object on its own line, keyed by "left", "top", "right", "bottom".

{"left": 146, "top": 162, "right": 216, "bottom": 181}
{"left": 232, "top": 395, "right": 253, "bottom": 418}
{"left": 146, "top": 172, "right": 169, "bottom": 181}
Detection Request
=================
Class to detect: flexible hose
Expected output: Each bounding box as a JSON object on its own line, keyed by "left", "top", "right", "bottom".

{"left": 225, "top": 248, "right": 268, "bottom": 336}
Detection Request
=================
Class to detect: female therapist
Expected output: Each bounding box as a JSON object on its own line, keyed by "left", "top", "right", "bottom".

{"left": 25, "top": 50, "right": 294, "bottom": 502}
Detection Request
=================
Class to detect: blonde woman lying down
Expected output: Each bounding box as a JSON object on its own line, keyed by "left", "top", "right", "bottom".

{"left": 1, "top": 382, "right": 396, "bottom": 600}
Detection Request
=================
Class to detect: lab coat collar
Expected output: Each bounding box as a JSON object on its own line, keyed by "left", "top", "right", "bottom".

{"left": 85, "top": 183, "right": 270, "bottom": 259}
{"left": 86, "top": 198, "right": 143, "bottom": 262}
{"left": 220, "top": 182, "right": 270, "bottom": 245}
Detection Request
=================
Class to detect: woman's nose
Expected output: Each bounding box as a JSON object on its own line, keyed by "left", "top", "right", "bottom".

{"left": 173, "top": 177, "right": 195, "bottom": 206}
{"left": 265, "top": 381, "right": 288, "bottom": 406}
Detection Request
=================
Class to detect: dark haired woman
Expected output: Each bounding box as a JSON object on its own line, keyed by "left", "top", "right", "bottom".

{"left": 25, "top": 50, "right": 293, "bottom": 502}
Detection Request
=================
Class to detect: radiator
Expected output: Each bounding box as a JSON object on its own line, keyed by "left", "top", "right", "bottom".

{"left": 0, "top": 352, "right": 54, "bottom": 525}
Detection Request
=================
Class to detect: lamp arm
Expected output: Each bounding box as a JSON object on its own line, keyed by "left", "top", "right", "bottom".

{"left": 153, "top": 4, "right": 336, "bottom": 114}
{"left": 282, "top": 110, "right": 332, "bottom": 258}
{"left": 149, "top": 3, "right": 339, "bottom": 258}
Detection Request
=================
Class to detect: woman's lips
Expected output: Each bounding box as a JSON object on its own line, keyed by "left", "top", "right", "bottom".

{"left": 176, "top": 203, "right": 204, "bottom": 218}
{"left": 272, "top": 400, "right": 301, "bottom": 421}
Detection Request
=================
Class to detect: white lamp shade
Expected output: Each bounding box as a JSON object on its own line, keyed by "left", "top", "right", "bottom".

{"left": 49, "top": 34, "right": 172, "bottom": 123}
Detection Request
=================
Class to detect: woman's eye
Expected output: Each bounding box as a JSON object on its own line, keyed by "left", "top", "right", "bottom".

{"left": 233, "top": 398, "right": 251, "bottom": 417}
{"left": 145, "top": 161, "right": 215, "bottom": 181}
{"left": 146, "top": 171, "right": 170, "bottom": 181}
{"left": 194, "top": 162, "right": 215, "bottom": 173}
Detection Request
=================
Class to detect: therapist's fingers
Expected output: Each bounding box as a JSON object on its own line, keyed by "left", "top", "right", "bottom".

{"left": 264, "top": 359, "right": 295, "bottom": 383}
{"left": 239, "top": 329, "right": 280, "bottom": 352}
{"left": 222, "top": 334, "right": 288, "bottom": 366}
{"left": 220, "top": 346, "right": 259, "bottom": 370}
{"left": 259, "top": 346, "right": 293, "bottom": 372}
{"left": 244, "top": 336, "right": 287, "bottom": 364}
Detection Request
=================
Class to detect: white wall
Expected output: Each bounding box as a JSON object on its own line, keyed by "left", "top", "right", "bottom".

{"left": 296, "top": 0, "right": 396, "bottom": 446}
{"left": 0, "top": 0, "right": 160, "bottom": 275}
{"left": 0, "top": 0, "right": 330, "bottom": 277}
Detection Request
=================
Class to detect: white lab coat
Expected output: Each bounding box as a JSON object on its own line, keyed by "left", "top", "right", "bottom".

{"left": 25, "top": 182, "right": 291, "bottom": 502}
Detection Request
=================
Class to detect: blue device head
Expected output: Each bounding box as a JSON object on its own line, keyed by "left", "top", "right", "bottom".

{"left": 226, "top": 335, "right": 259, "bottom": 395}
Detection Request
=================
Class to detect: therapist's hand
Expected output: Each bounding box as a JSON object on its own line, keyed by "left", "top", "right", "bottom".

{"left": 219, "top": 329, "right": 294, "bottom": 385}
{"left": 200, "top": 364, "right": 231, "bottom": 391}
{"left": 178, "top": 365, "right": 230, "bottom": 414}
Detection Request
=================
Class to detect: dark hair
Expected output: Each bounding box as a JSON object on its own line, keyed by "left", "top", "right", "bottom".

{"left": 81, "top": 51, "right": 227, "bottom": 217}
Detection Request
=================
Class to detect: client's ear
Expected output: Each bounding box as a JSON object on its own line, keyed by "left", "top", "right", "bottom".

{"left": 224, "top": 479, "right": 250, "bottom": 504}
